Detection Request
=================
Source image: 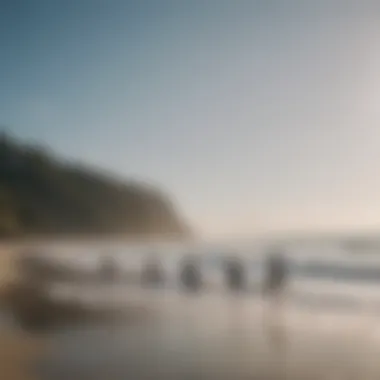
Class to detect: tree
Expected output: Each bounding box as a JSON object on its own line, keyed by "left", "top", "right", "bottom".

{"left": 0, "top": 186, "right": 19, "bottom": 237}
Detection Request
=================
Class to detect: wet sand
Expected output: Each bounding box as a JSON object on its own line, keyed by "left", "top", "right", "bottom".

{"left": 39, "top": 289, "right": 380, "bottom": 380}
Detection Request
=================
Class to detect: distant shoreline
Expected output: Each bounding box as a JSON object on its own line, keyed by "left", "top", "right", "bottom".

{"left": 0, "top": 233, "right": 196, "bottom": 251}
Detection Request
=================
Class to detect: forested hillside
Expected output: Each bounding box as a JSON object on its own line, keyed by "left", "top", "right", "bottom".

{"left": 0, "top": 134, "right": 191, "bottom": 239}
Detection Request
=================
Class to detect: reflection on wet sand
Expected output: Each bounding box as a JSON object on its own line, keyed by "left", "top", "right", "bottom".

{"left": 36, "top": 286, "right": 380, "bottom": 380}
{"left": 264, "top": 309, "right": 288, "bottom": 380}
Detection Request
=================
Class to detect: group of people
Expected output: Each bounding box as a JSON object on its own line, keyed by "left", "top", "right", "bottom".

{"left": 142, "top": 250, "right": 289, "bottom": 301}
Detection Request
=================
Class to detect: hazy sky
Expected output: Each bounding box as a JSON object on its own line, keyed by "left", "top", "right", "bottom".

{"left": 2, "top": 0, "right": 380, "bottom": 238}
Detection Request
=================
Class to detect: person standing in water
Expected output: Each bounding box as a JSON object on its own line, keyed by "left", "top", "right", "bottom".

{"left": 224, "top": 256, "right": 246, "bottom": 291}
{"left": 262, "top": 250, "right": 290, "bottom": 360}
{"left": 263, "top": 250, "right": 289, "bottom": 311}
{"left": 179, "top": 255, "right": 202, "bottom": 292}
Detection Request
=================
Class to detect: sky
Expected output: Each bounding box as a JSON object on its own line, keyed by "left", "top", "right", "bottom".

{"left": 2, "top": 0, "right": 380, "bottom": 239}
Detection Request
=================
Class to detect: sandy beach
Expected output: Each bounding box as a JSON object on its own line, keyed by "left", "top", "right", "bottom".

{"left": 0, "top": 330, "right": 46, "bottom": 380}
{"left": 34, "top": 288, "right": 380, "bottom": 380}
{"left": 0, "top": 246, "right": 48, "bottom": 380}
{"left": 3, "top": 243, "right": 380, "bottom": 380}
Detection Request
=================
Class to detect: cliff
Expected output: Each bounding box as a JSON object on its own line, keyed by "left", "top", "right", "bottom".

{"left": 0, "top": 133, "right": 191, "bottom": 239}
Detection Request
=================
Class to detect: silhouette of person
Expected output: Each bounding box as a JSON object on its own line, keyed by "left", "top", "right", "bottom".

{"left": 262, "top": 250, "right": 289, "bottom": 374}
{"left": 263, "top": 250, "right": 289, "bottom": 312}
{"left": 179, "top": 255, "right": 202, "bottom": 292}
{"left": 224, "top": 257, "right": 245, "bottom": 291}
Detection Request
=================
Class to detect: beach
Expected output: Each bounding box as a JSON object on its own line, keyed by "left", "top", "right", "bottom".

{"left": 0, "top": 330, "right": 46, "bottom": 380}
{"left": 4, "top": 242, "right": 380, "bottom": 380}
{"left": 36, "top": 287, "right": 380, "bottom": 380}
{"left": 0, "top": 246, "right": 47, "bottom": 380}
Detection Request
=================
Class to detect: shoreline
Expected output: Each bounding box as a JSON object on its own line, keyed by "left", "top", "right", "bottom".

{"left": 0, "top": 234, "right": 196, "bottom": 254}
